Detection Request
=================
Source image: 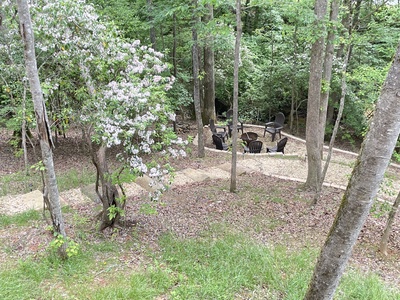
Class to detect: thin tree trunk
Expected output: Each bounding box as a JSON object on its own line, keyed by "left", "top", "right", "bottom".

{"left": 202, "top": 3, "right": 216, "bottom": 124}
{"left": 79, "top": 63, "right": 123, "bottom": 231}
{"left": 192, "top": 0, "right": 204, "bottom": 158}
{"left": 147, "top": 0, "right": 156, "bottom": 50}
{"left": 305, "top": 0, "right": 328, "bottom": 193}
{"left": 17, "top": 0, "right": 67, "bottom": 257}
{"left": 290, "top": 17, "right": 298, "bottom": 134}
{"left": 21, "top": 84, "right": 29, "bottom": 175}
{"left": 230, "top": 0, "right": 242, "bottom": 193}
{"left": 319, "top": 0, "right": 339, "bottom": 151}
{"left": 304, "top": 41, "right": 400, "bottom": 300}
{"left": 380, "top": 191, "right": 400, "bottom": 256}
{"left": 172, "top": 13, "right": 177, "bottom": 78}
{"left": 319, "top": 45, "right": 351, "bottom": 194}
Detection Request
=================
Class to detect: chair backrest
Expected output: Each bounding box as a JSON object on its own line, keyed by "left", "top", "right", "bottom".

{"left": 209, "top": 119, "right": 217, "bottom": 133}
{"left": 212, "top": 134, "right": 224, "bottom": 150}
{"left": 248, "top": 140, "right": 263, "bottom": 153}
{"left": 226, "top": 109, "right": 233, "bottom": 120}
{"left": 275, "top": 112, "right": 285, "bottom": 126}
{"left": 276, "top": 137, "right": 288, "bottom": 152}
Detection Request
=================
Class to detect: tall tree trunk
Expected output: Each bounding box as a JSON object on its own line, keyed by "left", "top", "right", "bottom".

{"left": 17, "top": 0, "right": 67, "bottom": 257}
{"left": 305, "top": 0, "right": 328, "bottom": 193}
{"left": 202, "top": 3, "right": 216, "bottom": 124}
{"left": 290, "top": 14, "right": 299, "bottom": 134}
{"left": 21, "top": 84, "right": 29, "bottom": 175}
{"left": 147, "top": 0, "right": 156, "bottom": 50}
{"left": 172, "top": 13, "right": 177, "bottom": 78}
{"left": 230, "top": 0, "right": 242, "bottom": 193}
{"left": 380, "top": 191, "right": 400, "bottom": 256}
{"left": 319, "top": 0, "right": 339, "bottom": 149}
{"left": 319, "top": 45, "right": 351, "bottom": 198}
{"left": 327, "top": 0, "right": 360, "bottom": 125}
{"left": 304, "top": 41, "right": 400, "bottom": 300}
{"left": 192, "top": 0, "right": 204, "bottom": 158}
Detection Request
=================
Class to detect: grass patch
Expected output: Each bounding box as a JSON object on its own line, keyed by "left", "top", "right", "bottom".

{"left": 336, "top": 270, "right": 400, "bottom": 300}
{"left": 0, "top": 167, "right": 95, "bottom": 196}
{"left": 0, "top": 225, "right": 399, "bottom": 299}
{"left": 57, "top": 168, "right": 96, "bottom": 192}
{"left": 158, "top": 232, "right": 316, "bottom": 299}
{"left": 0, "top": 209, "right": 41, "bottom": 227}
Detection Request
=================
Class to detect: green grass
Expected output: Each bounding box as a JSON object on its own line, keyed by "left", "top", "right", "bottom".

{"left": 158, "top": 232, "right": 316, "bottom": 299}
{"left": 0, "top": 214, "right": 399, "bottom": 299}
{"left": 0, "top": 209, "right": 41, "bottom": 226}
{"left": 0, "top": 167, "right": 96, "bottom": 196}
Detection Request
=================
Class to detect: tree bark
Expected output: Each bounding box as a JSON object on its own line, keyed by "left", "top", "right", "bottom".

{"left": 202, "top": 3, "right": 216, "bottom": 124}
{"left": 90, "top": 143, "right": 121, "bottom": 231}
{"left": 305, "top": 0, "right": 328, "bottom": 192}
{"left": 21, "top": 84, "right": 29, "bottom": 175}
{"left": 147, "top": 0, "right": 156, "bottom": 50}
{"left": 17, "top": 0, "right": 67, "bottom": 257}
{"left": 192, "top": 0, "right": 204, "bottom": 158}
{"left": 230, "top": 0, "right": 242, "bottom": 193}
{"left": 320, "top": 46, "right": 351, "bottom": 193}
{"left": 380, "top": 191, "right": 400, "bottom": 256}
{"left": 172, "top": 13, "right": 177, "bottom": 78}
{"left": 79, "top": 63, "right": 124, "bottom": 231}
{"left": 319, "top": 0, "right": 339, "bottom": 150}
{"left": 304, "top": 41, "right": 400, "bottom": 300}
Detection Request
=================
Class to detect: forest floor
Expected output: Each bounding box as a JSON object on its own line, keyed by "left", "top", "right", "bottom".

{"left": 0, "top": 121, "right": 400, "bottom": 290}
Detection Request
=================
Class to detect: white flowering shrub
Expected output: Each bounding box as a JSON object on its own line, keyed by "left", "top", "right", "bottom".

{"left": 1, "top": 0, "right": 188, "bottom": 211}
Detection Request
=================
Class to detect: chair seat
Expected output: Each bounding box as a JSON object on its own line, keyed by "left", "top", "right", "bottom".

{"left": 265, "top": 127, "right": 278, "bottom": 134}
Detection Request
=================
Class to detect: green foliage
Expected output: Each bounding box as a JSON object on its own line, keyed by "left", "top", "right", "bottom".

{"left": 49, "top": 232, "right": 80, "bottom": 258}
{"left": 107, "top": 204, "right": 125, "bottom": 221}
{"left": 139, "top": 203, "right": 158, "bottom": 215}
{"left": 370, "top": 200, "right": 392, "bottom": 219}
{"left": 30, "top": 160, "right": 45, "bottom": 172}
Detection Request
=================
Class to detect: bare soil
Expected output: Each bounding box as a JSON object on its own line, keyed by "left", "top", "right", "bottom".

{"left": 0, "top": 121, "right": 399, "bottom": 289}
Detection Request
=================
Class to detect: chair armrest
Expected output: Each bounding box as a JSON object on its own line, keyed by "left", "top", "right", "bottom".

{"left": 265, "top": 121, "right": 275, "bottom": 126}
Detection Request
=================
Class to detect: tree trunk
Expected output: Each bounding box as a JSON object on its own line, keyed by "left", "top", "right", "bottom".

{"left": 172, "top": 13, "right": 177, "bottom": 78}
{"left": 21, "top": 84, "right": 29, "bottom": 175}
{"left": 305, "top": 0, "right": 328, "bottom": 193}
{"left": 318, "top": 0, "right": 339, "bottom": 150}
{"left": 17, "top": 0, "right": 67, "bottom": 257}
{"left": 327, "top": 0, "right": 360, "bottom": 126}
{"left": 380, "top": 191, "right": 400, "bottom": 256}
{"left": 290, "top": 18, "right": 299, "bottom": 134}
{"left": 90, "top": 143, "right": 121, "bottom": 231}
{"left": 230, "top": 0, "right": 242, "bottom": 193}
{"left": 147, "top": 0, "right": 156, "bottom": 50}
{"left": 320, "top": 46, "right": 351, "bottom": 194}
{"left": 192, "top": 0, "right": 204, "bottom": 158}
{"left": 304, "top": 41, "right": 400, "bottom": 300}
{"left": 202, "top": 4, "right": 216, "bottom": 124}
{"left": 79, "top": 63, "right": 124, "bottom": 231}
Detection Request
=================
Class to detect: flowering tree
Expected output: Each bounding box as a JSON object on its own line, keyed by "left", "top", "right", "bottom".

{"left": 2, "top": 0, "right": 186, "bottom": 230}
{"left": 79, "top": 40, "right": 186, "bottom": 230}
